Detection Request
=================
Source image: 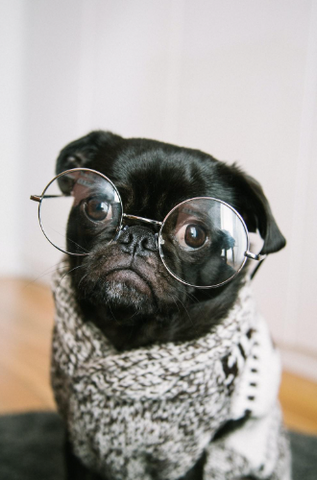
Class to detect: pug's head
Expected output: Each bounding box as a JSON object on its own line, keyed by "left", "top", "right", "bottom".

{"left": 55, "top": 131, "right": 286, "bottom": 350}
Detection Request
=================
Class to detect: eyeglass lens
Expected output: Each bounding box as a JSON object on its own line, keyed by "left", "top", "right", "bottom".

{"left": 39, "top": 170, "right": 122, "bottom": 255}
{"left": 159, "top": 198, "right": 248, "bottom": 287}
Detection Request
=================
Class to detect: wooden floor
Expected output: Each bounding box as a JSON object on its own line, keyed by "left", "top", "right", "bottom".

{"left": 1, "top": 277, "right": 317, "bottom": 434}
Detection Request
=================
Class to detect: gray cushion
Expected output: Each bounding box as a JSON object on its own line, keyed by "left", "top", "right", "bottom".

{"left": 0, "top": 412, "right": 315, "bottom": 479}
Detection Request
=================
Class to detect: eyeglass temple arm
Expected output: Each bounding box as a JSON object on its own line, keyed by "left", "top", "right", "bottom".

{"left": 30, "top": 194, "right": 65, "bottom": 202}
{"left": 245, "top": 250, "right": 267, "bottom": 280}
{"left": 245, "top": 251, "right": 266, "bottom": 262}
{"left": 29, "top": 199, "right": 164, "bottom": 226}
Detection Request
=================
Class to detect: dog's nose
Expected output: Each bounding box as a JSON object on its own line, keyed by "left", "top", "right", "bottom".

{"left": 117, "top": 225, "right": 157, "bottom": 255}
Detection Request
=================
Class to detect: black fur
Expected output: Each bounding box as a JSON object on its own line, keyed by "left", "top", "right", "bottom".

{"left": 55, "top": 130, "right": 286, "bottom": 479}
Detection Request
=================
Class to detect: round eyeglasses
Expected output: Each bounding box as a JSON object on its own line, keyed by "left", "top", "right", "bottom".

{"left": 30, "top": 168, "right": 265, "bottom": 288}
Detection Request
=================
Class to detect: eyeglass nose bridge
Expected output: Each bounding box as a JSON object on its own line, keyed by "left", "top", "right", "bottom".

{"left": 122, "top": 213, "right": 163, "bottom": 229}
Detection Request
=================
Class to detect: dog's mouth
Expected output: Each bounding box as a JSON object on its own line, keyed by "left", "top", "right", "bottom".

{"left": 105, "top": 267, "right": 153, "bottom": 298}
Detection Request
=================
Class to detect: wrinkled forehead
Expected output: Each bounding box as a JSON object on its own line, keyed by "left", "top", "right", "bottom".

{"left": 102, "top": 149, "right": 233, "bottom": 220}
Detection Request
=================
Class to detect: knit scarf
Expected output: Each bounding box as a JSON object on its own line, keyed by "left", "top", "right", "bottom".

{"left": 51, "top": 262, "right": 291, "bottom": 480}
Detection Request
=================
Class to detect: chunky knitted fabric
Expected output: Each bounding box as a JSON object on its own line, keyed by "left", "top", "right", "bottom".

{"left": 51, "top": 262, "right": 291, "bottom": 480}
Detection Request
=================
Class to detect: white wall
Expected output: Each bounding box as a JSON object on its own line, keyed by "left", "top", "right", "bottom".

{"left": 0, "top": 1, "right": 25, "bottom": 276}
{"left": 1, "top": 0, "right": 316, "bottom": 380}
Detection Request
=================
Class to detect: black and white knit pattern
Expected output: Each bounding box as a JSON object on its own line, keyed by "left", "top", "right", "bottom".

{"left": 51, "top": 262, "right": 291, "bottom": 480}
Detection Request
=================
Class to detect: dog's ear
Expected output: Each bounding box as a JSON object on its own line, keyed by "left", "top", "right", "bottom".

{"left": 229, "top": 165, "right": 286, "bottom": 255}
{"left": 55, "top": 130, "right": 122, "bottom": 191}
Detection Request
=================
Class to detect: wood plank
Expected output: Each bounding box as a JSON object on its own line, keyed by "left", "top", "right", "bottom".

{"left": 280, "top": 370, "right": 317, "bottom": 434}
{"left": 0, "top": 278, "right": 55, "bottom": 413}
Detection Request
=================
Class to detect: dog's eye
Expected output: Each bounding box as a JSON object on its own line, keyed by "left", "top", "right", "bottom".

{"left": 84, "top": 198, "right": 112, "bottom": 222}
{"left": 176, "top": 223, "right": 208, "bottom": 250}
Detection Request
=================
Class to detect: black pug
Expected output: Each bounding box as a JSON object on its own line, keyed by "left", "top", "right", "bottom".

{"left": 46, "top": 131, "right": 290, "bottom": 480}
